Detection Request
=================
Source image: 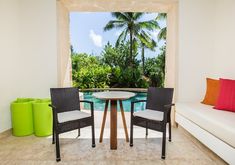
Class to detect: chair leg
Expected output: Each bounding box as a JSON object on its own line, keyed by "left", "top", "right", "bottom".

{"left": 77, "top": 128, "right": 80, "bottom": 137}
{"left": 161, "top": 128, "right": 166, "bottom": 159}
{"left": 168, "top": 121, "right": 172, "bottom": 142}
{"left": 175, "top": 122, "right": 179, "bottom": 128}
{"left": 130, "top": 118, "right": 133, "bottom": 147}
{"left": 77, "top": 122, "right": 80, "bottom": 138}
{"left": 91, "top": 118, "right": 96, "bottom": 148}
{"left": 55, "top": 132, "right": 61, "bottom": 162}
{"left": 146, "top": 122, "right": 148, "bottom": 137}
{"left": 52, "top": 123, "right": 55, "bottom": 144}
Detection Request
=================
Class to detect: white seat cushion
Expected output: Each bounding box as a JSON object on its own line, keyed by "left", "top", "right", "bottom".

{"left": 176, "top": 102, "right": 235, "bottom": 148}
{"left": 58, "top": 110, "right": 91, "bottom": 123}
{"left": 133, "top": 109, "right": 164, "bottom": 121}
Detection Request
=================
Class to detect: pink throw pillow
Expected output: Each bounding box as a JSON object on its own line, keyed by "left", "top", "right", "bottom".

{"left": 214, "top": 78, "right": 235, "bottom": 112}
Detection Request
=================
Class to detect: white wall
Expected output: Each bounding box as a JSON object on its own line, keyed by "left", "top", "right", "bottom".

{"left": 177, "top": 0, "right": 235, "bottom": 102}
{"left": 213, "top": 0, "right": 235, "bottom": 79}
{"left": 18, "top": 0, "right": 57, "bottom": 94}
{"left": 177, "top": 0, "right": 215, "bottom": 102}
{"left": 0, "top": 0, "right": 57, "bottom": 133}
{"left": 0, "top": 0, "right": 20, "bottom": 133}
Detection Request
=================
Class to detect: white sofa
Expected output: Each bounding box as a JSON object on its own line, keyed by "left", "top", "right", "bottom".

{"left": 175, "top": 102, "right": 235, "bottom": 164}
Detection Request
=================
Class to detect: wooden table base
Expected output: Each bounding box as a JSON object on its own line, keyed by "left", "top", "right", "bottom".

{"left": 99, "top": 100, "right": 109, "bottom": 143}
{"left": 99, "top": 100, "right": 129, "bottom": 149}
{"left": 110, "top": 100, "right": 117, "bottom": 149}
{"left": 119, "top": 101, "right": 129, "bottom": 142}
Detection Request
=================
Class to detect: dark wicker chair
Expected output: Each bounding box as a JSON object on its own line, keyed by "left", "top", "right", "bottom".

{"left": 49, "top": 87, "right": 95, "bottom": 162}
{"left": 130, "top": 87, "right": 174, "bottom": 159}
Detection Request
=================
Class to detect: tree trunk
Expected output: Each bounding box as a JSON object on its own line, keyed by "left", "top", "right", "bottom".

{"left": 129, "top": 28, "right": 133, "bottom": 67}
{"left": 141, "top": 45, "right": 145, "bottom": 75}
{"left": 129, "top": 27, "right": 135, "bottom": 87}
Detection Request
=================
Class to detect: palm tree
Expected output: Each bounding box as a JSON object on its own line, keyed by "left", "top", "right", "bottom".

{"left": 156, "top": 13, "right": 167, "bottom": 41}
{"left": 139, "top": 35, "right": 156, "bottom": 75}
{"left": 104, "top": 12, "right": 158, "bottom": 70}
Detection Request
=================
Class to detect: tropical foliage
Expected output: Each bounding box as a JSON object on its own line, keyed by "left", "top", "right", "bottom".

{"left": 145, "top": 46, "right": 166, "bottom": 87}
{"left": 156, "top": 13, "right": 167, "bottom": 41}
{"left": 72, "top": 12, "right": 167, "bottom": 89}
{"left": 104, "top": 12, "right": 158, "bottom": 73}
{"left": 72, "top": 53, "right": 111, "bottom": 88}
{"left": 101, "top": 41, "right": 147, "bottom": 88}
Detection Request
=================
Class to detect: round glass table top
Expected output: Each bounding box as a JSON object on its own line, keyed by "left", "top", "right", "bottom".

{"left": 93, "top": 91, "right": 135, "bottom": 100}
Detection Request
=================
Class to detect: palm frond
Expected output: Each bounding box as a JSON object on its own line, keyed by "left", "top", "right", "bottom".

{"left": 115, "top": 29, "right": 128, "bottom": 47}
{"left": 156, "top": 13, "right": 167, "bottom": 21}
{"left": 126, "top": 12, "right": 133, "bottom": 20}
{"left": 132, "top": 24, "right": 141, "bottom": 35}
{"left": 133, "top": 12, "right": 144, "bottom": 20}
{"left": 111, "top": 12, "right": 130, "bottom": 21}
{"left": 138, "top": 20, "right": 160, "bottom": 31}
{"left": 136, "top": 30, "right": 157, "bottom": 50}
{"left": 104, "top": 20, "right": 126, "bottom": 31}
{"left": 136, "top": 33, "right": 151, "bottom": 48}
{"left": 157, "top": 27, "right": 167, "bottom": 41}
{"left": 148, "top": 39, "right": 157, "bottom": 51}
{"left": 139, "top": 30, "right": 151, "bottom": 41}
{"left": 104, "top": 22, "right": 114, "bottom": 31}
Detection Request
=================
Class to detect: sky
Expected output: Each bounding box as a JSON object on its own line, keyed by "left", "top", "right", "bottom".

{"left": 69, "top": 12, "right": 166, "bottom": 59}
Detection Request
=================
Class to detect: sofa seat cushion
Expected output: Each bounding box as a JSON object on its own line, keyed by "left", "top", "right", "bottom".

{"left": 58, "top": 110, "right": 91, "bottom": 123}
{"left": 176, "top": 102, "right": 235, "bottom": 148}
{"left": 133, "top": 109, "right": 164, "bottom": 121}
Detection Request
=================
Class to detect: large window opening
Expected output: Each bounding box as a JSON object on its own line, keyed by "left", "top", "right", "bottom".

{"left": 57, "top": 0, "right": 177, "bottom": 122}
{"left": 70, "top": 12, "right": 167, "bottom": 89}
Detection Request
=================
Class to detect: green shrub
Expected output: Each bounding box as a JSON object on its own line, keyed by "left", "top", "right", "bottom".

{"left": 72, "top": 53, "right": 111, "bottom": 89}
{"left": 71, "top": 43, "right": 165, "bottom": 89}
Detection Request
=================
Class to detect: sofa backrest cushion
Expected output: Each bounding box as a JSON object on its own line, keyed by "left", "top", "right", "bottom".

{"left": 202, "top": 78, "right": 220, "bottom": 106}
{"left": 214, "top": 78, "right": 235, "bottom": 112}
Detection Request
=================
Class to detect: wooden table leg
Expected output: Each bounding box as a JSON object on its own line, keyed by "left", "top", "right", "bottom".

{"left": 99, "top": 100, "right": 109, "bottom": 143}
{"left": 110, "top": 100, "right": 117, "bottom": 149}
{"left": 119, "top": 100, "right": 129, "bottom": 142}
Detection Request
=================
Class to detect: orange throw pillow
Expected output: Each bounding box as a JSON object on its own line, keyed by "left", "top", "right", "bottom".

{"left": 201, "top": 78, "right": 220, "bottom": 106}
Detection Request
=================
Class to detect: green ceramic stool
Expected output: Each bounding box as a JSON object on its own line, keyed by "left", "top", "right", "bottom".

{"left": 33, "top": 99, "right": 52, "bottom": 137}
{"left": 11, "top": 98, "right": 35, "bottom": 136}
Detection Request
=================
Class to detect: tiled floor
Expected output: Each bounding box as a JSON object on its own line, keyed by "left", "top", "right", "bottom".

{"left": 0, "top": 111, "right": 227, "bottom": 165}
{"left": 0, "top": 128, "right": 227, "bottom": 165}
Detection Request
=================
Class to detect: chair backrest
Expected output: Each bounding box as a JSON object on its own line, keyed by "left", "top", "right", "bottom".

{"left": 50, "top": 87, "right": 80, "bottom": 113}
{"left": 146, "top": 87, "right": 174, "bottom": 112}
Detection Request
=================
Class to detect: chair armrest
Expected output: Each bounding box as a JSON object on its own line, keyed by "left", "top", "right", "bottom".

{"left": 131, "top": 100, "right": 147, "bottom": 114}
{"left": 80, "top": 100, "right": 93, "bottom": 104}
{"left": 49, "top": 104, "right": 56, "bottom": 109}
{"left": 80, "top": 100, "right": 94, "bottom": 116}
{"left": 132, "top": 100, "right": 147, "bottom": 104}
{"left": 49, "top": 104, "right": 59, "bottom": 124}
{"left": 164, "top": 103, "right": 175, "bottom": 109}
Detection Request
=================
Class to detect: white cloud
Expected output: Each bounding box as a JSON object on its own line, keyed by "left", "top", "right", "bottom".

{"left": 89, "top": 30, "right": 103, "bottom": 47}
